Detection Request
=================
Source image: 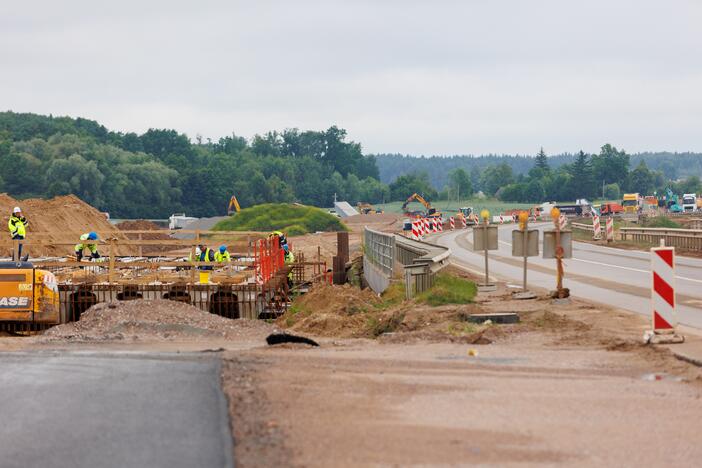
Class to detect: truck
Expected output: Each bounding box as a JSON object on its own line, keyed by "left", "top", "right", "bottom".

{"left": 621, "top": 193, "right": 642, "bottom": 214}
{"left": 682, "top": 193, "right": 697, "bottom": 212}
{"left": 0, "top": 262, "right": 60, "bottom": 328}
{"left": 600, "top": 202, "right": 624, "bottom": 215}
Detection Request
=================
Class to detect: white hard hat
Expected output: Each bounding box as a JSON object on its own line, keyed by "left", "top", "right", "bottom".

{"left": 195, "top": 247, "right": 202, "bottom": 255}
{"left": 13, "top": 207, "right": 21, "bottom": 214}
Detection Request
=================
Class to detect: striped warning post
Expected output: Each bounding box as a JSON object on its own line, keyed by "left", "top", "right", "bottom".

{"left": 499, "top": 215, "right": 504, "bottom": 225}
{"left": 559, "top": 214, "right": 567, "bottom": 231}
{"left": 431, "top": 219, "right": 437, "bottom": 233}
{"left": 593, "top": 214, "right": 601, "bottom": 239}
{"left": 438, "top": 218, "right": 443, "bottom": 232}
{"left": 461, "top": 216, "right": 467, "bottom": 229}
{"left": 449, "top": 216, "right": 455, "bottom": 230}
{"left": 411, "top": 220, "right": 420, "bottom": 240}
{"left": 424, "top": 218, "right": 430, "bottom": 235}
{"left": 651, "top": 247, "right": 676, "bottom": 333}
{"left": 606, "top": 217, "right": 614, "bottom": 242}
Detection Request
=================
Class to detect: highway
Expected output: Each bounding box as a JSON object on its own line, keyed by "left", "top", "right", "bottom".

{"left": 436, "top": 223, "right": 702, "bottom": 329}
{"left": 0, "top": 351, "right": 234, "bottom": 468}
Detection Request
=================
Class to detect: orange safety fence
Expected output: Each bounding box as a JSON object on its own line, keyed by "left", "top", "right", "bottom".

{"left": 254, "top": 236, "right": 287, "bottom": 284}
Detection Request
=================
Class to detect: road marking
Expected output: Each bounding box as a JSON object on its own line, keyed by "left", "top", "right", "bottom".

{"left": 496, "top": 237, "right": 702, "bottom": 285}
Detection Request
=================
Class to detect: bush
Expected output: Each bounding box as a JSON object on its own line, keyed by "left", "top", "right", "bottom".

{"left": 416, "top": 273, "right": 477, "bottom": 306}
{"left": 213, "top": 203, "right": 348, "bottom": 235}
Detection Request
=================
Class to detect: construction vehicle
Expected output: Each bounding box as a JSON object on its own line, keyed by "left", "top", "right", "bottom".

{"left": 600, "top": 202, "right": 624, "bottom": 215}
{"left": 621, "top": 193, "right": 642, "bottom": 214}
{"left": 402, "top": 193, "right": 442, "bottom": 218}
{"left": 227, "top": 195, "right": 241, "bottom": 215}
{"left": 456, "top": 206, "right": 479, "bottom": 225}
{"left": 659, "top": 188, "right": 683, "bottom": 213}
{"left": 0, "top": 262, "right": 60, "bottom": 327}
{"left": 356, "top": 202, "right": 383, "bottom": 215}
{"left": 682, "top": 193, "right": 698, "bottom": 212}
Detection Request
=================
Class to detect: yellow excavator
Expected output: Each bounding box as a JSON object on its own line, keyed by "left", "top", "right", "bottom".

{"left": 402, "top": 193, "right": 442, "bottom": 218}
{"left": 227, "top": 195, "right": 241, "bottom": 215}
{"left": 0, "top": 261, "right": 60, "bottom": 328}
{"left": 357, "top": 202, "right": 383, "bottom": 215}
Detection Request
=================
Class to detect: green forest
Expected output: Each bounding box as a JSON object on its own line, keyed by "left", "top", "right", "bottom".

{"left": 1, "top": 111, "right": 700, "bottom": 218}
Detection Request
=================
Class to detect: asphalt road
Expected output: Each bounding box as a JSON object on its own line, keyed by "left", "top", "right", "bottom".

{"left": 0, "top": 351, "right": 234, "bottom": 468}
{"left": 437, "top": 224, "right": 702, "bottom": 329}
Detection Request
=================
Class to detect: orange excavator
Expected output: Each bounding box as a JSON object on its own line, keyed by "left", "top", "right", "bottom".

{"left": 402, "top": 193, "right": 442, "bottom": 218}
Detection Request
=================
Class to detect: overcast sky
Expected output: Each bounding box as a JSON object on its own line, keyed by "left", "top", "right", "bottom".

{"left": 2, "top": 0, "right": 701, "bottom": 155}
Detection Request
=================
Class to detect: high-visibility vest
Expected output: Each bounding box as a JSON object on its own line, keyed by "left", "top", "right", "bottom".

{"left": 8, "top": 215, "right": 27, "bottom": 238}
{"left": 215, "top": 251, "right": 231, "bottom": 263}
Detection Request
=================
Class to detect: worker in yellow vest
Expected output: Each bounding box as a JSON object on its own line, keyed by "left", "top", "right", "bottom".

{"left": 8, "top": 206, "right": 29, "bottom": 260}
{"left": 215, "top": 245, "right": 231, "bottom": 263}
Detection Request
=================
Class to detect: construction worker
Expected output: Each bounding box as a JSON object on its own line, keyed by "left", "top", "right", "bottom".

{"left": 215, "top": 245, "right": 231, "bottom": 263}
{"left": 283, "top": 243, "right": 295, "bottom": 288}
{"left": 196, "top": 244, "right": 215, "bottom": 270}
{"left": 270, "top": 230, "right": 287, "bottom": 248}
{"left": 75, "top": 232, "right": 100, "bottom": 261}
{"left": 8, "top": 206, "right": 29, "bottom": 260}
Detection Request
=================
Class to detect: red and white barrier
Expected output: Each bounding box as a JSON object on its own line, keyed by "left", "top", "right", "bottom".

{"left": 593, "top": 215, "right": 601, "bottom": 239}
{"left": 411, "top": 220, "right": 420, "bottom": 240}
{"left": 559, "top": 215, "right": 567, "bottom": 231}
{"left": 432, "top": 219, "right": 438, "bottom": 233}
{"left": 424, "top": 218, "right": 430, "bottom": 235}
{"left": 437, "top": 218, "right": 443, "bottom": 232}
{"left": 449, "top": 216, "right": 455, "bottom": 230}
{"left": 605, "top": 217, "right": 614, "bottom": 242}
{"left": 461, "top": 217, "right": 467, "bottom": 229}
{"left": 651, "top": 247, "right": 676, "bottom": 332}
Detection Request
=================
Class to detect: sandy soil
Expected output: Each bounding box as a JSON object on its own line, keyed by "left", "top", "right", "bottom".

{"left": 222, "top": 309, "right": 702, "bottom": 467}
{"left": 0, "top": 193, "right": 124, "bottom": 256}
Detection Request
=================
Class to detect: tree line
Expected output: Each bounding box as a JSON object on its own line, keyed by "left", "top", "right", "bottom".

{"left": 0, "top": 112, "right": 386, "bottom": 217}
{"left": 0, "top": 112, "right": 699, "bottom": 217}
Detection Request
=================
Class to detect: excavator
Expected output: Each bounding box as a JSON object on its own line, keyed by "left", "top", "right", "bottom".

{"left": 227, "top": 195, "right": 241, "bottom": 215}
{"left": 0, "top": 261, "right": 60, "bottom": 329}
{"left": 402, "top": 193, "right": 442, "bottom": 218}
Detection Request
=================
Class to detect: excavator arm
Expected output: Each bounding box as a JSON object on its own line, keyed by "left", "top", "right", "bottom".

{"left": 228, "top": 196, "right": 241, "bottom": 215}
{"left": 401, "top": 193, "right": 432, "bottom": 211}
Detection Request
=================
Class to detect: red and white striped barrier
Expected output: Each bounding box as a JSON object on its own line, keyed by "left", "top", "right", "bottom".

{"left": 461, "top": 217, "right": 467, "bottom": 229}
{"left": 432, "top": 219, "right": 438, "bottom": 233}
{"left": 438, "top": 218, "right": 443, "bottom": 232}
{"left": 593, "top": 215, "right": 601, "bottom": 239}
{"left": 651, "top": 247, "right": 676, "bottom": 332}
{"left": 411, "top": 220, "right": 420, "bottom": 240}
{"left": 559, "top": 214, "right": 567, "bottom": 231}
{"left": 605, "top": 217, "right": 614, "bottom": 242}
{"left": 449, "top": 216, "right": 455, "bottom": 230}
{"left": 424, "top": 218, "right": 430, "bottom": 235}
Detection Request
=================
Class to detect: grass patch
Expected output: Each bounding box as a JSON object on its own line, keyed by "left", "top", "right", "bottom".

{"left": 416, "top": 273, "right": 477, "bottom": 306}
{"left": 447, "top": 322, "right": 479, "bottom": 336}
{"left": 374, "top": 282, "right": 406, "bottom": 310}
{"left": 213, "top": 203, "right": 347, "bottom": 235}
{"left": 643, "top": 216, "right": 682, "bottom": 229}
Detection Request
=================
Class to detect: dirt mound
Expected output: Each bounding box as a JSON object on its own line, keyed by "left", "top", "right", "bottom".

{"left": 116, "top": 219, "right": 173, "bottom": 254}
{"left": 41, "top": 299, "right": 276, "bottom": 342}
{"left": 342, "top": 212, "right": 403, "bottom": 227}
{"left": 0, "top": 193, "right": 124, "bottom": 256}
{"left": 279, "top": 283, "right": 491, "bottom": 341}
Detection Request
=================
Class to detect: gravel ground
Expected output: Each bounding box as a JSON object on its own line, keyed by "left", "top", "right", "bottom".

{"left": 222, "top": 334, "right": 702, "bottom": 467}
{"left": 41, "top": 299, "right": 277, "bottom": 343}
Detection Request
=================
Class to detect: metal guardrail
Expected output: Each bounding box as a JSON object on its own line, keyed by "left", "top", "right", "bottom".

{"left": 571, "top": 222, "right": 595, "bottom": 232}
{"left": 362, "top": 227, "right": 450, "bottom": 298}
{"left": 394, "top": 236, "right": 450, "bottom": 299}
{"left": 620, "top": 227, "right": 702, "bottom": 251}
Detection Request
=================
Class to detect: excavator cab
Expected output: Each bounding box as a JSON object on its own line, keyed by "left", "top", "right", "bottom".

{"left": 0, "top": 262, "right": 60, "bottom": 325}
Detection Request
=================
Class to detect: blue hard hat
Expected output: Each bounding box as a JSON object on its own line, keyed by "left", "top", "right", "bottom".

{"left": 88, "top": 231, "right": 98, "bottom": 240}
{"left": 283, "top": 244, "right": 289, "bottom": 252}
{"left": 219, "top": 245, "right": 226, "bottom": 253}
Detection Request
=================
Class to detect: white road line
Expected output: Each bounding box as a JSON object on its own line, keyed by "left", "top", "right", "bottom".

{"left": 493, "top": 236, "right": 702, "bottom": 285}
